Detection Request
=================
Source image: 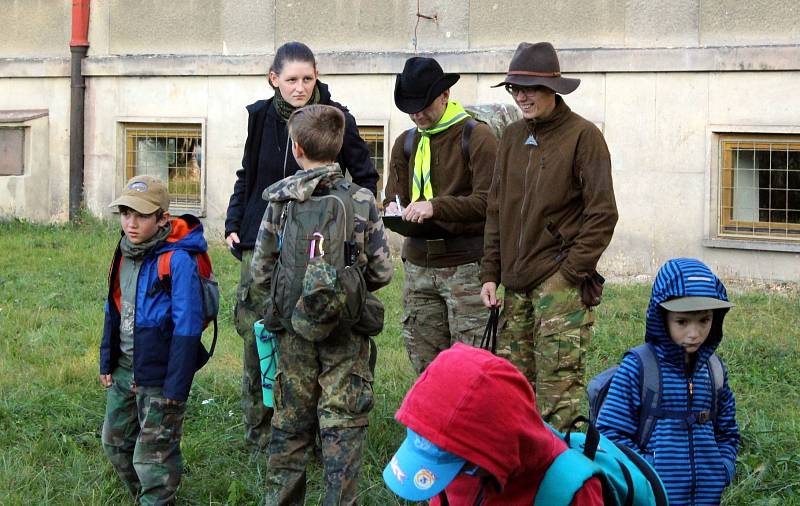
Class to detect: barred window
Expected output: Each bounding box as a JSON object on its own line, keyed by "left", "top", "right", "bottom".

{"left": 357, "top": 125, "right": 386, "bottom": 204}
{"left": 719, "top": 134, "right": 800, "bottom": 241}
{"left": 123, "top": 123, "right": 203, "bottom": 213}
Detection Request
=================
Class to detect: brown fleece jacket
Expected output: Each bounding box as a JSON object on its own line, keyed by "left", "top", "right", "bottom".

{"left": 384, "top": 119, "right": 497, "bottom": 267}
{"left": 480, "top": 96, "right": 617, "bottom": 291}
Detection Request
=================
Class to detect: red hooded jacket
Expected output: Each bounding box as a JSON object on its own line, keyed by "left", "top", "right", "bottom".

{"left": 395, "top": 344, "right": 603, "bottom": 506}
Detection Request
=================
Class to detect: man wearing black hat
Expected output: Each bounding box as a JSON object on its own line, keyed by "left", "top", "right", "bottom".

{"left": 384, "top": 56, "right": 498, "bottom": 374}
{"left": 479, "top": 42, "right": 618, "bottom": 431}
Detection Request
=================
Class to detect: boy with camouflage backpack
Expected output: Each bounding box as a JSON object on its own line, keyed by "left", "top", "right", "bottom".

{"left": 250, "top": 104, "right": 393, "bottom": 506}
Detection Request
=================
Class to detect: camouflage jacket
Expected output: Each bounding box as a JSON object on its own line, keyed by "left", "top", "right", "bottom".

{"left": 249, "top": 163, "right": 393, "bottom": 314}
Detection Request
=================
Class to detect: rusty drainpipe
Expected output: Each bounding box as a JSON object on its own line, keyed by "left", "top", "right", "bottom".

{"left": 69, "top": 0, "right": 90, "bottom": 221}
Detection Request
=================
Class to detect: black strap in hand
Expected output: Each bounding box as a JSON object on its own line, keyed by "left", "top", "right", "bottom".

{"left": 479, "top": 306, "right": 500, "bottom": 354}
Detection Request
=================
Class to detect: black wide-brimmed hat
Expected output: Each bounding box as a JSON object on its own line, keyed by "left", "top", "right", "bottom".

{"left": 492, "top": 42, "right": 580, "bottom": 95}
{"left": 394, "top": 57, "right": 460, "bottom": 114}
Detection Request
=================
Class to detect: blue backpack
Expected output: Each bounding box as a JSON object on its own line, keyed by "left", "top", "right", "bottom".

{"left": 534, "top": 418, "right": 669, "bottom": 506}
{"left": 588, "top": 343, "right": 724, "bottom": 449}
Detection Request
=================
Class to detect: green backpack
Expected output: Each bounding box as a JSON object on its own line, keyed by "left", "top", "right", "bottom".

{"left": 266, "top": 180, "right": 384, "bottom": 340}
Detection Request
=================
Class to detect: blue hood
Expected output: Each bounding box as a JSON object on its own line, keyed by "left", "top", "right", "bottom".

{"left": 645, "top": 258, "right": 731, "bottom": 367}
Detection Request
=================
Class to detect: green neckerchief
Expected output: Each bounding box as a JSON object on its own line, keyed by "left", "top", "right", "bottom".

{"left": 411, "top": 100, "right": 469, "bottom": 202}
{"left": 273, "top": 84, "right": 322, "bottom": 122}
{"left": 120, "top": 224, "right": 171, "bottom": 260}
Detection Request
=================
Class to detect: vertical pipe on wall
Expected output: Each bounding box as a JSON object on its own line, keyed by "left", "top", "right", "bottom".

{"left": 69, "top": 0, "right": 90, "bottom": 221}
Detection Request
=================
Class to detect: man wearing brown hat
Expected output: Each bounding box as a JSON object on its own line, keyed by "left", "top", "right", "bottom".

{"left": 384, "top": 56, "right": 497, "bottom": 374}
{"left": 480, "top": 42, "right": 618, "bottom": 431}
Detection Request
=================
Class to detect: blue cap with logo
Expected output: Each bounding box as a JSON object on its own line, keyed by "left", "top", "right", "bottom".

{"left": 382, "top": 428, "right": 466, "bottom": 501}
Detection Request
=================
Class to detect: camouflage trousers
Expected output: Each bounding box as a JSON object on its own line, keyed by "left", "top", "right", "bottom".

{"left": 497, "top": 270, "right": 594, "bottom": 432}
{"left": 402, "top": 260, "right": 488, "bottom": 374}
{"left": 101, "top": 366, "right": 186, "bottom": 506}
{"left": 234, "top": 249, "right": 272, "bottom": 450}
{"left": 265, "top": 328, "right": 375, "bottom": 506}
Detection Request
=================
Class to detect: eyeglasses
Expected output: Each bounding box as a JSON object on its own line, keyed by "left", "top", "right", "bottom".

{"left": 504, "top": 84, "right": 548, "bottom": 98}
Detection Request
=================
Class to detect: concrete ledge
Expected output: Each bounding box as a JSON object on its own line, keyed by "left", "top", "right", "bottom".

{"left": 703, "top": 238, "right": 800, "bottom": 253}
{"left": 0, "top": 57, "right": 70, "bottom": 77}
{"left": 0, "top": 109, "right": 49, "bottom": 122}
{"left": 2, "top": 45, "right": 799, "bottom": 78}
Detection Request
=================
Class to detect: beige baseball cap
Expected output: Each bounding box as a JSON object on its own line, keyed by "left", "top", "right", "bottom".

{"left": 109, "top": 175, "right": 170, "bottom": 214}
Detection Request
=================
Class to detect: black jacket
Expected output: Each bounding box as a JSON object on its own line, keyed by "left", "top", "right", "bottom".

{"left": 225, "top": 81, "right": 378, "bottom": 252}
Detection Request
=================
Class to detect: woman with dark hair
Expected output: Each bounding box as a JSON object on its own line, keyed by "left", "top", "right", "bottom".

{"left": 224, "top": 41, "right": 378, "bottom": 452}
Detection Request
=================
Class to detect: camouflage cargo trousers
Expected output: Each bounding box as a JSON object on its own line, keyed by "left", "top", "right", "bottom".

{"left": 265, "top": 328, "right": 375, "bottom": 506}
{"left": 234, "top": 249, "right": 272, "bottom": 450}
{"left": 497, "top": 270, "right": 594, "bottom": 432}
{"left": 402, "top": 260, "right": 488, "bottom": 374}
{"left": 101, "top": 366, "right": 186, "bottom": 506}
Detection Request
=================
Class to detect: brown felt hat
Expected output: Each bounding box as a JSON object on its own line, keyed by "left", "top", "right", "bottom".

{"left": 492, "top": 42, "right": 580, "bottom": 95}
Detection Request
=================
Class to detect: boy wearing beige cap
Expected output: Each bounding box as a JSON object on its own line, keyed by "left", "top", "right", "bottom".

{"left": 100, "top": 175, "right": 212, "bottom": 504}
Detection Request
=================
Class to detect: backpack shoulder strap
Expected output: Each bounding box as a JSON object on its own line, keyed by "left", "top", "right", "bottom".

{"left": 404, "top": 119, "right": 477, "bottom": 165}
{"left": 629, "top": 343, "right": 661, "bottom": 449}
{"left": 461, "top": 118, "right": 478, "bottom": 166}
{"left": 534, "top": 448, "right": 599, "bottom": 506}
{"left": 146, "top": 250, "right": 177, "bottom": 297}
{"left": 195, "top": 251, "right": 213, "bottom": 279}
{"left": 333, "top": 180, "right": 357, "bottom": 239}
{"left": 402, "top": 127, "right": 417, "bottom": 163}
{"left": 157, "top": 250, "right": 174, "bottom": 280}
{"left": 708, "top": 353, "right": 724, "bottom": 423}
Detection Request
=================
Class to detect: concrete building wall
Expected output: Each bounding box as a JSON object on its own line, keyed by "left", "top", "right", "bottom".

{"left": 3, "top": 0, "right": 794, "bottom": 59}
{"left": 2, "top": 0, "right": 800, "bottom": 280}
{"left": 0, "top": 0, "right": 72, "bottom": 58}
{"left": 0, "top": 78, "right": 71, "bottom": 221}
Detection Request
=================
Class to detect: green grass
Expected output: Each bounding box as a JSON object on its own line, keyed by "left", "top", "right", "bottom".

{"left": 0, "top": 217, "right": 798, "bottom": 505}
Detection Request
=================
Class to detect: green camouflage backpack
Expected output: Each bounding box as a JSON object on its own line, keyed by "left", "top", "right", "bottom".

{"left": 267, "top": 180, "right": 384, "bottom": 340}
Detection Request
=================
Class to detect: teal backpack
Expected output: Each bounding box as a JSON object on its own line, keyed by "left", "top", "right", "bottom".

{"left": 534, "top": 418, "right": 669, "bottom": 506}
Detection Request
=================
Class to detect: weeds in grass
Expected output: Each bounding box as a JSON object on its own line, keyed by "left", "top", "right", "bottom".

{"left": 0, "top": 218, "right": 798, "bottom": 504}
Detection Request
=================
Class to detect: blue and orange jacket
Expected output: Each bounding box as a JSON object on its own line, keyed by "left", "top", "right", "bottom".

{"left": 597, "top": 258, "right": 740, "bottom": 505}
{"left": 100, "top": 215, "right": 208, "bottom": 402}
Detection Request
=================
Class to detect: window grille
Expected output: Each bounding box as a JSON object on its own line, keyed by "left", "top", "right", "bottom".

{"left": 123, "top": 123, "right": 203, "bottom": 212}
{"left": 719, "top": 134, "right": 800, "bottom": 241}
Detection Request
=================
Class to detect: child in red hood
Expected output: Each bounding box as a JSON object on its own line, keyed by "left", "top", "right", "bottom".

{"left": 383, "top": 343, "right": 603, "bottom": 505}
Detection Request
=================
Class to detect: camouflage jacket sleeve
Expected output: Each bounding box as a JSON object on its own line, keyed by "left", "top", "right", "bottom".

{"left": 354, "top": 188, "right": 393, "bottom": 291}
{"left": 249, "top": 201, "right": 283, "bottom": 315}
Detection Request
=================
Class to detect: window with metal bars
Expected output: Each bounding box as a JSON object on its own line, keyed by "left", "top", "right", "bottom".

{"left": 719, "top": 134, "right": 800, "bottom": 241}
{"left": 123, "top": 123, "right": 203, "bottom": 212}
{"left": 357, "top": 125, "right": 385, "bottom": 204}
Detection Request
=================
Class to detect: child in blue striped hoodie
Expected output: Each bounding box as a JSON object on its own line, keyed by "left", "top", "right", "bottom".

{"left": 597, "top": 258, "right": 740, "bottom": 505}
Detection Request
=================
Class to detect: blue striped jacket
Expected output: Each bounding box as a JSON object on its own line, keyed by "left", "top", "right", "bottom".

{"left": 596, "top": 258, "right": 740, "bottom": 505}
